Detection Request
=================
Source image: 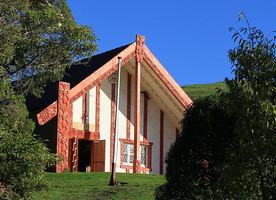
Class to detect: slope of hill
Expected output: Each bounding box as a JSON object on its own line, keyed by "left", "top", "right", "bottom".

{"left": 182, "top": 82, "right": 227, "bottom": 100}
{"left": 32, "top": 172, "right": 165, "bottom": 200}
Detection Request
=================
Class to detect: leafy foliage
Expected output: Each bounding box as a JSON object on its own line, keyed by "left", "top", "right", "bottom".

{"left": 219, "top": 15, "right": 276, "bottom": 199}
{"left": 0, "top": 0, "right": 98, "bottom": 96}
{"left": 156, "top": 14, "right": 275, "bottom": 200}
{"left": 0, "top": 78, "right": 55, "bottom": 198}
{"left": 0, "top": 0, "right": 98, "bottom": 198}
{"left": 155, "top": 95, "right": 235, "bottom": 200}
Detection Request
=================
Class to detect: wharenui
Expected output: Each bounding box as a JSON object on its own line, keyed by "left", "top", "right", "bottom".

{"left": 27, "top": 35, "right": 192, "bottom": 174}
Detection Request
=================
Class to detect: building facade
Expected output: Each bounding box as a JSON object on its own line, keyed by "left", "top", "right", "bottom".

{"left": 35, "top": 35, "right": 192, "bottom": 174}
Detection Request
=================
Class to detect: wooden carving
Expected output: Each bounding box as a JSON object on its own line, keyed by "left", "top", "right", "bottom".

{"left": 57, "top": 82, "right": 71, "bottom": 173}
{"left": 135, "top": 160, "right": 141, "bottom": 174}
{"left": 37, "top": 101, "right": 57, "bottom": 125}
{"left": 136, "top": 34, "right": 145, "bottom": 63}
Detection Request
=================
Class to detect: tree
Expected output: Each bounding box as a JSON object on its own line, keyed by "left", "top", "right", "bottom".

{"left": 155, "top": 95, "right": 235, "bottom": 200}
{"left": 0, "top": 78, "right": 56, "bottom": 198}
{"left": 0, "top": 0, "right": 98, "bottom": 96}
{"left": 155, "top": 14, "right": 275, "bottom": 200}
{"left": 219, "top": 14, "right": 276, "bottom": 199}
{"left": 0, "top": 0, "right": 98, "bottom": 198}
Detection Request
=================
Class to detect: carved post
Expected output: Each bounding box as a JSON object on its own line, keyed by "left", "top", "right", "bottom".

{"left": 133, "top": 35, "right": 145, "bottom": 173}
{"left": 57, "top": 82, "right": 71, "bottom": 173}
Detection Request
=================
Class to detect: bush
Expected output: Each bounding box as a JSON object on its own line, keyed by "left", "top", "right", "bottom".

{"left": 155, "top": 95, "right": 235, "bottom": 200}
{"left": 0, "top": 80, "right": 55, "bottom": 198}
{"left": 0, "top": 183, "right": 20, "bottom": 200}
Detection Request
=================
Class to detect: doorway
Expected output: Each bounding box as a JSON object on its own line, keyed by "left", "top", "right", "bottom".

{"left": 78, "top": 140, "right": 91, "bottom": 172}
{"left": 72, "top": 139, "right": 105, "bottom": 172}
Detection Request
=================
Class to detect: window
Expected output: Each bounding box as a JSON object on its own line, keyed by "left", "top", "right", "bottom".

{"left": 120, "top": 139, "right": 153, "bottom": 172}
{"left": 123, "top": 143, "right": 134, "bottom": 165}
{"left": 123, "top": 143, "right": 148, "bottom": 167}
{"left": 140, "top": 145, "right": 147, "bottom": 167}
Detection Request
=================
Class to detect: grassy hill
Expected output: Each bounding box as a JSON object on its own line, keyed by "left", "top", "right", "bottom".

{"left": 32, "top": 172, "right": 165, "bottom": 200}
{"left": 182, "top": 82, "right": 227, "bottom": 100}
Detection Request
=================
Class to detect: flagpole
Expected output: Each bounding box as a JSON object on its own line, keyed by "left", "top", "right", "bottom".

{"left": 109, "top": 57, "right": 122, "bottom": 186}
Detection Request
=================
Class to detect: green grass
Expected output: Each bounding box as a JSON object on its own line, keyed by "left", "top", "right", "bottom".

{"left": 182, "top": 82, "right": 227, "bottom": 100}
{"left": 32, "top": 172, "right": 165, "bottom": 200}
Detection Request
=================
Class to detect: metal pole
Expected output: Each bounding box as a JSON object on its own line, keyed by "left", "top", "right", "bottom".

{"left": 109, "top": 57, "right": 122, "bottom": 186}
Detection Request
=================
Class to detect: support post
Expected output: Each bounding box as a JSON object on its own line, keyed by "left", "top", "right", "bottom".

{"left": 133, "top": 60, "right": 141, "bottom": 173}
{"left": 133, "top": 35, "right": 145, "bottom": 173}
{"left": 57, "top": 82, "right": 70, "bottom": 173}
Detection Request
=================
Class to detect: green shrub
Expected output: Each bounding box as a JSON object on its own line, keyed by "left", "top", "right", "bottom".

{"left": 155, "top": 95, "right": 235, "bottom": 200}
{"left": 0, "top": 80, "right": 55, "bottom": 198}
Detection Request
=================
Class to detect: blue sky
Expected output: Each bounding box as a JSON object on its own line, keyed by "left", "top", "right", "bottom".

{"left": 67, "top": 0, "right": 276, "bottom": 86}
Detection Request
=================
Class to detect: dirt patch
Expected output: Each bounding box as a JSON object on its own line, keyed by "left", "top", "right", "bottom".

{"left": 91, "top": 186, "right": 128, "bottom": 200}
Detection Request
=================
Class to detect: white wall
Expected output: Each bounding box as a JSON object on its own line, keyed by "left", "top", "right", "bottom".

{"left": 116, "top": 69, "right": 128, "bottom": 173}
{"left": 147, "top": 98, "right": 161, "bottom": 174}
{"left": 99, "top": 77, "right": 112, "bottom": 172}
{"left": 163, "top": 114, "right": 176, "bottom": 174}
{"left": 87, "top": 86, "right": 96, "bottom": 125}
{"left": 72, "top": 96, "right": 82, "bottom": 123}
{"left": 72, "top": 67, "right": 177, "bottom": 174}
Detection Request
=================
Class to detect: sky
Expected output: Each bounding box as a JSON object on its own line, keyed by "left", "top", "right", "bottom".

{"left": 67, "top": 0, "right": 276, "bottom": 86}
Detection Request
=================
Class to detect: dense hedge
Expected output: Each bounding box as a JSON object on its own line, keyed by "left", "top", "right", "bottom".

{"left": 155, "top": 95, "right": 235, "bottom": 200}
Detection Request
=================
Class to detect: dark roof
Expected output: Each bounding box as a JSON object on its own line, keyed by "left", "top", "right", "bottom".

{"left": 26, "top": 44, "right": 131, "bottom": 110}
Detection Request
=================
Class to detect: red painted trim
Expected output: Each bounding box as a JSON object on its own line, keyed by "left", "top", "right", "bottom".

{"left": 96, "top": 84, "right": 100, "bottom": 133}
{"left": 110, "top": 83, "right": 116, "bottom": 171}
{"left": 69, "top": 102, "right": 73, "bottom": 138}
{"left": 126, "top": 169, "right": 130, "bottom": 173}
{"left": 73, "top": 137, "right": 78, "bottom": 172}
{"left": 37, "top": 101, "right": 57, "bottom": 125}
{"left": 82, "top": 94, "right": 87, "bottom": 124}
{"left": 57, "top": 82, "right": 70, "bottom": 173}
{"left": 69, "top": 128, "right": 100, "bottom": 140}
{"left": 69, "top": 136, "right": 79, "bottom": 172}
{"left": 37, "top": 46, "right": 136, "bottom": 125}
{"left": 143, "top": 50, "right": 192, "bottom": 109}
{"left": 148, "top": 142, "right": 152, "bottom": 171}
{"left": 143, "top": 94, "right": 148, "bottom": 142}
{"left": 134, "top": 60, "right": 141, "bottom": 173}
{"left": 176, "top": 128, "right": 179, "bottom": 140}
{"left": 160, "top": 110, "right": 164, "bottom": 175}
{"left": 119, "top": 138, "right": 153, "bottom": 172}
{"left": 136, "top": 35, "right": 145, "bottom": 63}
{"left": 69, "top": 44, "right": 136, "bottom": 102}
{"left": 127, "top": 73, "right": 131, "bottom": 140}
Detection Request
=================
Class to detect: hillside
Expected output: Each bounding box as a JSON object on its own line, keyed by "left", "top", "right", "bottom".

{"left": 32, "top": 172, "right": 165, "bottom": 200}
{"left": 182, "top": 82, "right": 227, "bottom": 100}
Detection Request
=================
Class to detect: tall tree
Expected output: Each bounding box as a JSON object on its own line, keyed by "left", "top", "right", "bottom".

{"left": 0, "top": 0, "right": 98, "bottom": 96}
{"left": 0, "top": 0, "right": 98, "bottom": 198}
{"left": 220, "top": 14, "right": 276, "bottom": 199}
{"left": 155, "top": 14, "right": 275, "bottom": 200}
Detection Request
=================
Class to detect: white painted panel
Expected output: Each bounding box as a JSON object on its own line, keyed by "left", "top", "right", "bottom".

{"left": 73, "top": 96, "right": 82, "bottom": 123}
{"left": 147, "top": 98, "right": 160, "bottom": 174}
{"left": 99, "top": 78, "right": 111, "bottom": 172}
{"left": 140, "top": 92, "right": 144, "bottom": 141}
{"left": 87, "top": 86, "right": 96, "bottom": 125}
{"left": 163, "top": 114, "right": 176, "bottom": 175}
{"left": 130, "top": 74, "right": 135, "bottom": 141}
{"left": 116, "top": 69, "right": 128, "bottom": 172}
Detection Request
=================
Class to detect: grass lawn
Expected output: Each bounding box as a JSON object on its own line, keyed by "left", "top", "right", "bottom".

{"left": 31, "top": 172, "right": 165, "bottom": 200}
{"left": 182, "top": 82, "right": 227, "bottom": 100}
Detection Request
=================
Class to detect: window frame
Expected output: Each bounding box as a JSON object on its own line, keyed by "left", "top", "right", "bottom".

{"left": 119, "top": 139, "right": 153, "bottom": 172}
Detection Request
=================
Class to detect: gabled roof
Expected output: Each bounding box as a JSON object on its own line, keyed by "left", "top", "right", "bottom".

{"left": 26, "top": 44, "right": 131, "bottom": 110}
{"left": 35, "top": 35, "right": 193, "bottom": 129}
